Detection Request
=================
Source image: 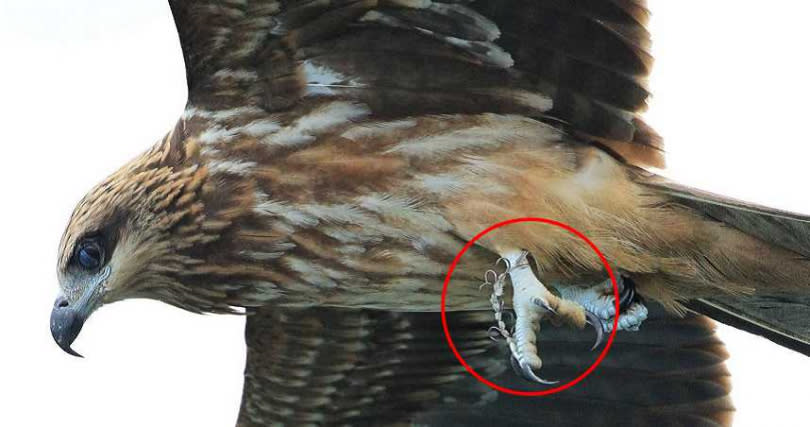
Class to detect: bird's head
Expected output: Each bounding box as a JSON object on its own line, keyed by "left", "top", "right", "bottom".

{"left": 49, "top": 126, "right": 249, "bottom": 357}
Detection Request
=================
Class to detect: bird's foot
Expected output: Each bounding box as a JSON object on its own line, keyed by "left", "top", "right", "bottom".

{"left": 484, "top": 250, "right": 603, "bottom": 384}
{"left": 556, "top": 276, "right": 648, "bottom": 333}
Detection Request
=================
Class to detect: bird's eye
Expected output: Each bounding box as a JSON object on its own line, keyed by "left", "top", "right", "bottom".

{"left": 76, "top": 239, "right": 105, "bottom": 271}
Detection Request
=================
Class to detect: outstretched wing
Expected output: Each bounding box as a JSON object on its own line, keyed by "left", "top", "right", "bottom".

{"left": 238, "top": 305, "right": 732, "bottom": 425}
{"left": 168, "top": 0, "right": 662, "bottom": 167}
{"left": 162, "top": 1, "right": 789, "bottom": 424}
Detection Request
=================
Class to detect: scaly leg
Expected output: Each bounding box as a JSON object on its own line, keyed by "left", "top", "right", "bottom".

{"left": 485, "top": 250, "right": 603, "bottom": 384}
{"left": 557, "top": 276, "right": 648, "bottom": 333}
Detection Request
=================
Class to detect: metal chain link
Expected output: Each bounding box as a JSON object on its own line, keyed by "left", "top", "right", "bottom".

{"left": 482, "top": 255, "right": 529, "bottom": 353}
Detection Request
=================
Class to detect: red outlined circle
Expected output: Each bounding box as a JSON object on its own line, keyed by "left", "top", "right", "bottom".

{"left": 441, "top": 217, "right": 620, "bottom": 397}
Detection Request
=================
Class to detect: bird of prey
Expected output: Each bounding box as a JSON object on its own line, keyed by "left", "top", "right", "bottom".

{"left": 50, "top": 0, "right": 810, "bottom": 425}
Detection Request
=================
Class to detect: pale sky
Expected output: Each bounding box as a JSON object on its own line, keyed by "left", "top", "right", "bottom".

{"left": 1, "top": 1, "right": 809, "bottom": 426}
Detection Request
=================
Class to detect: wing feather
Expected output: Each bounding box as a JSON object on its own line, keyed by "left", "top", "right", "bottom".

{"left": 169, "top": 0, "right": 663, "bottom": 167}
{"left": 238, "top": 305, "right": 732, "bottom": 425}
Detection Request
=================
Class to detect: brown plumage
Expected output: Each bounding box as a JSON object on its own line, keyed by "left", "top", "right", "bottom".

{"left": 51, "top": 0, "right": 809, "bottom": 425}
{"left": 239, "top": 305, "right": 732, "bottom": 425}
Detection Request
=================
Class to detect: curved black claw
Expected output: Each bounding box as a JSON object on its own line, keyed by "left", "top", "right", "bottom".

{"left": 510, "top": 355, "right": 558, "bottom": 385}
{"left": 618, "top": 276, "right": 638, "bottom": 311}
{"left": 584, "top": 310, "right": 605, "bottom": 351}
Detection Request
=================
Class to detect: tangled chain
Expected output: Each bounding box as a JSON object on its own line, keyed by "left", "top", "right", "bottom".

{"left": 483, "top": 257, "right": 514, "bottom": 345}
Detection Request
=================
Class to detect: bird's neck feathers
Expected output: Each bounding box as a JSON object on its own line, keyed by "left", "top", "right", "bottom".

{"left": 60, "top": 120, "right": 303, "bottom": 314}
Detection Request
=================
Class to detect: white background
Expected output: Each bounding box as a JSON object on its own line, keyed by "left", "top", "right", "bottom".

{"left": 1, "top": 1, "right": 809, "bottom": 426}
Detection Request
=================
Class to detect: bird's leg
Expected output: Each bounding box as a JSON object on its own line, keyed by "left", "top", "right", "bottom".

{"left": 484, "top": 250, "right": 602, "bottom": 384}
{"left": 556, "top": 276, "right": 648, "bottom": 333}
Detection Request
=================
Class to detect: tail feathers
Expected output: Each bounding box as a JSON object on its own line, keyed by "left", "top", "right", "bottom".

{"left": 648, "top": 178, "right": 810, "bottom": 258}
{"left": 688, "top": 296, "right": 810, "bottom": 357}
{"left": 645, "top": 176, "right": 810, "bottom": 356}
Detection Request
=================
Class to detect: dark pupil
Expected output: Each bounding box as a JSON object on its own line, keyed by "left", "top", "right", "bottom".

{"left": 78, "top": 244, "right": 102, "bottom": 270}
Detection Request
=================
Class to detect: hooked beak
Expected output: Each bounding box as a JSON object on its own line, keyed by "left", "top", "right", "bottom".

{"left": 50, "top": 295, "right": 87, "bottom": 357}
{"left": 50, "top": 266, "right": 110, "bottom": 357}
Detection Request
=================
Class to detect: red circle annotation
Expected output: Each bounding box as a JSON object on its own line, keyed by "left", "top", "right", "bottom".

{"left": 440, "top": 217, "right": 620, "bottom": 397}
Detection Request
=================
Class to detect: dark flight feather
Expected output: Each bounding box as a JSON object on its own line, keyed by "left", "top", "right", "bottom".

{"left": 168, "top": 0, "right": 664, "bottom": 166}
{"left": 238, "top": 305, "right": 732, "bottom": 426}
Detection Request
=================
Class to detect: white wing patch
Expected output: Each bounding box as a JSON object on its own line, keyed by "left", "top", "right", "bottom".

{"left": 212, "top": 68, "right": 259, "bottom": 82}
{"left": 207, "top": 159, "right": 257, "bottom": 176}
{"left": 302, "top": 60, "right": 366, "bottom": 96}
{"left": 198, "top": 126, "right": 239, "bottom": 145}
{"left": 267, "top": 101, "right": 370, "bottom": 147}
{"left": 183, "top": 106, "right": 265, "bottom": 122}
{"left": 384, "top": 115, "right": 554, "bottom": 158}
{"left": 340, "top": 119, "right": 418, "bottom": 141}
